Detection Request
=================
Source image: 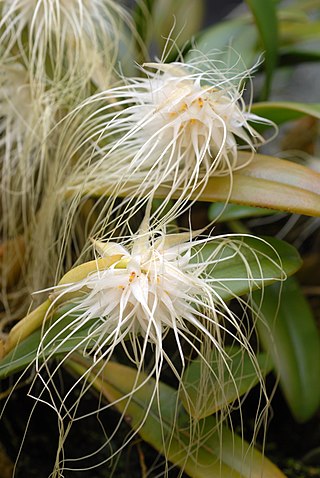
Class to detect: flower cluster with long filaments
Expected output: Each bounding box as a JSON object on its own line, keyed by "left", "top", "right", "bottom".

{"left": 28, "top": 214, "right": 284, "bottom": 475}
{"left": 58, "top": 57, "right": 273, "bottom": 231}
{"left": 0, "top": 0, "right": 131, "bottom": 89}
{"left": 0, "top": 4, "right": 283, "bottom": 474}
{"left": 0, "top": 62, "right": 55, "bottom": 168}
{"left": 38, "top": 213, "right": 284, "bottom": 384}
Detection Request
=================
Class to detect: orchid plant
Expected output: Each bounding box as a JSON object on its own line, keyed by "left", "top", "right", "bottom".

{"left": 1, "top": 1, "right": 320, "bottom": 477}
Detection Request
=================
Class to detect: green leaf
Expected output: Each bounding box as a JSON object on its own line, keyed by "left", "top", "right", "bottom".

{"left": 187, "top": 18, "right": 258, "bottom": 72}
{"left": 90, "top": 153, "right": 320, "bottom": 217}
{"left": 252, "top": 101, "right": 320, "bottom": 125}
{"left": 67, "top": 357, "right": 286, "bottom": 478}
{"left": 180, "top": 346, "right": 272, "bottom": 419}
{"left": 152, "top": 0, "right": 204, "bottom": 55}
{"left": 133, "top": 0, "right": 154, "bottom": 43}
{"left": 244, "top": 0, "right": 278, "bottom": 98}
{"left": 254, "top": 277, "right": 320, "bottom": 422}
{"left": 280, "top": 21, "right": 320, "bottom": 44}
{"left": 280, "top": 41, "right": 320, "bottom": 64}
{"left": 198, "top": 235, "right": 301, "bottom": 302}
{"left": 208, "top": 203, "right": 275, "bottom": 222}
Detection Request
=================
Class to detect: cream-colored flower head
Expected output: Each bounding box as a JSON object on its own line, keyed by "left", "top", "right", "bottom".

{"left": 61, "top": 57, "right": 273, "bottom": 227}
{"left": 41, "top": 211, "right": 284, "bottom": 376}
{"left": 30, "top": 212, "right": 284, "bottom": 475}
{"left": 0, "top": 0, "right": 131, "bottom": 88}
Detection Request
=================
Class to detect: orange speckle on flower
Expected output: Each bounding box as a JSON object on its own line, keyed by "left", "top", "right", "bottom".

{"left": 129, "top": 271, "right": 136, "bottom": 283}
{"left": 197, "top": 97, "right": 204, "bottom": 108}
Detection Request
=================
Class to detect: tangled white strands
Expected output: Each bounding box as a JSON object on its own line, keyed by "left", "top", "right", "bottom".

{"left": 0, "top": 61, "right": 56, "bottom": 185}
{"left": 0, "top": 0, "right": 137, "bottom": 318}
{"left": 56, "top": 56, "right": 274, "bottom": 235}
{"left": 0, "top": 0, "right": 132, "bottom": 89}
{"left": 0, "top": 60, "right": 59, "bottom": 319}
{"left": 28, "top": 213, "right": 285, "bottom": 475}
{"left": 0, "top": 58, "right": 72, "bottom": 328}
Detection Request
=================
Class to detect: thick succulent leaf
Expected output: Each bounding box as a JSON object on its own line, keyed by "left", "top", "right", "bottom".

{"left": 252, "top": 101, "right": 320, "bottom": 125}
{"left": 180, "top": 346, "right": 272, "bottom": 419}
{"left": 244, "top": 0, "right": 278, "bottom": 98}
{"left": 253, "top": 278, "right": 320, "bottom": 422}
{"left": 91, "top": 153, "right": 320, "bottom": 216}
{"left": 67, "top": 357, "right": 286, "bottom": 478}
{"left": 167, "top": 152, "right": 320, "bottom": 217}
{"left": 198, "top": 235, "right": 301, "bottom": 302}
{"left": 208, "top": 203, "right": 275, "bottom": 222}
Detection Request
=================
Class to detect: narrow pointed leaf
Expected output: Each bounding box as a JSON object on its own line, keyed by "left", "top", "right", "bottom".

{"left": 180, "top": 346, "right": 273, "bottom": 419}
{"left": 245, "top": 0, "right": 278, "bottom": 98}
{"left": 171, "top": 153, "right": 320, "bottom": 217}
{"left": 208, "top": 203, "right": 275, "bottom": 222}
{"left": 254, "top": 278, "right": 320, "bottom": 422}
{"left": 252, "top": 101, "right": 320, "bottom": 125}
{"left": 67, "top": 358, "right": 286, "bottom": 478}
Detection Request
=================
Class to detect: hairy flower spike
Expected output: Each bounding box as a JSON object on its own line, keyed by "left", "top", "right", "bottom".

{"left": 41, "top": 212, "right": 284, "bottom": 377}
{"left": 29, "top": 214, "right": 284, "bottom": 476}
{"left": 61, "top": 58, "right": 273, "bottom": 229}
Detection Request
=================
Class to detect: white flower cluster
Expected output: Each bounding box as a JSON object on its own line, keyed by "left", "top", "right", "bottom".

{"left": 56, "top": 58, "right": 273, "bottom": 236}
{"left": 43, "top": 210, "right": 282, "bottom": 376}
{"left": 48, "top": 221, "right": 218, "bottom": 366}
{"left": 0, "top": 0, "right": 134, "bottom": 303}
{"left": 0, "top": 0, "right": 129, "bottom": 87}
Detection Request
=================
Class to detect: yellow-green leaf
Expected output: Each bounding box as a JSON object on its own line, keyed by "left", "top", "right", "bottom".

{"left": 167, "top": 153, "right": 320, "bottom": 217}
{"left": 67, "top": 357, "right": 286, "bottom": 478}
{"left": 280, "top": 20, "right": 320, "bottom": 44}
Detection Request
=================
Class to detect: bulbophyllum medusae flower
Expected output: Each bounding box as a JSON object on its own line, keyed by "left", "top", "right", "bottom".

{"left": 60, "top": 56, "right": 274, "bottom": 227}
{"left": 29, "top": 213, "right": 284, "bottom": 475}
{"left": 40, "top": 212, "right": 284, "bottom": 379}
{"left": 0, "top": 0, "right": 132, "bottom": 88}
